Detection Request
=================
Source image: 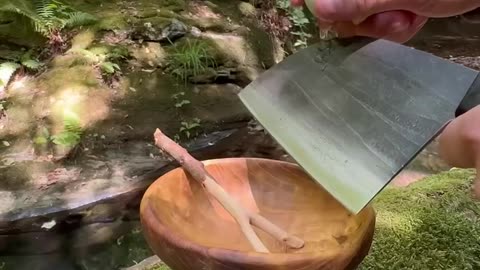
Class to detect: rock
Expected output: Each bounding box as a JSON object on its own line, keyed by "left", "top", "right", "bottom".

{"left": 188, "top": 67, "right": 249, "bottom": 85}
{"left": 130, "top": 42, "right": 167, "bottom": 67}
{"left": 161, "top": 19, "right": 188, "bottom": 42}
{"left": 238, "top": 2, "right": 257, "bottom": 17}
{"left": 193, "top": 83, "right": 242, "bottom": 95}
{"left": 131, "top": 18, "right": 188, "bottom": 43}
{"left": 192, "top": 32, "right": 272, "bottom": 83}
{"left": 450, "top": 56, "right": 480, "bottom": 70}
{"left": 190, "top": 26, "right": 202, "bottom": 37}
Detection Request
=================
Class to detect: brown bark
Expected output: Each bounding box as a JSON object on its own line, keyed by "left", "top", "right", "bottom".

{"left": 153, "top": 128, "right": 304, "bottom": 253}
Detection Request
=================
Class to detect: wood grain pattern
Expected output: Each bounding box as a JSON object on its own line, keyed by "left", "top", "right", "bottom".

{"left": 140, "top": 158, "right": 376, "bottom": 270}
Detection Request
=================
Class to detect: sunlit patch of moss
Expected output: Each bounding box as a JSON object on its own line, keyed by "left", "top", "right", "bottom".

{"left": 95, "top": 16, "right": 128, "bottom": 31}
{"left": 148, "top": 264, "right": 171, "bottom": 270}
{"left": 359, "top": 169, "right": 480, "bottom": 270}
{"left": 70, "top": 29, "right": 97, "bottom": 51}
{"left": 37, "top": 65, "right": 99, "bottom": 92}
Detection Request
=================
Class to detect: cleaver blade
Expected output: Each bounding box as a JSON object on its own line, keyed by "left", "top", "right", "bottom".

{"left": 238, "top": 38, "right": 480, "bottom": 214}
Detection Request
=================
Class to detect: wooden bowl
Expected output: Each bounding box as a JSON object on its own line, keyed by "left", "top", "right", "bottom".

{"left": 140, "top": 158, "right": 376, "bottom": 270}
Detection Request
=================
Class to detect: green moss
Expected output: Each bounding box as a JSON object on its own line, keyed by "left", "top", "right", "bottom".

{"left": 159, "top": 0, "right": 186, "bottom": 12}
{"left": 359, "top": 169, "right": 480, "bottom": 270}
{"left": 147, "top": 264, "right": 171, "bottom": 270}
{"left": 95, "top": 16, "right": 128, "bottom": 31}
{"left": 138, "top": 17, "right": 172, "bottom": 29}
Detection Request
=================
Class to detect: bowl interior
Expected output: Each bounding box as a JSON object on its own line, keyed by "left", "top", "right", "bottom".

{"left": 141, "top": 158, "right": 374, "bottom": 254}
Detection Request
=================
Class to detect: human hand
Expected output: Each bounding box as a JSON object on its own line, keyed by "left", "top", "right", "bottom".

{"left": 292, "top": 0, "right": 480, "bottom": 43}
{"left": 439, "top": 105, "right": 480, "bottom": 200}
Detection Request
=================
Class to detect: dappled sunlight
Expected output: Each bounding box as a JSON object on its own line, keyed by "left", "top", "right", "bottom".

{"left": 0, "top": 62, "right": 20, "bottom": 92}
{"left": 8, "top": 76, "right": 28, "bottom": 92}
{"left": 0, "top": 190, "right": 15, "bottom": 213}
{"left": 375, "top": 209, "right": 417, "bottom": 233}
{"left": 50, "top": 86, "right": 111, "bottom": 132}
{"left": 69, "top": 29, "right": 96, "bottom": 51}
{"left": 187, "top": 1, "right": 222, "bottom": 20}
{"left": 182, "top": 0, "right": 242, "bottom": 32}
{"left": 130, "top": 42, "right": 166, "bottom": 68}
{"left": 0, "top": 105, "right": 34, "bottom": 137}
{"left": 203, "top": 32, "right": 260, "bottom": 68}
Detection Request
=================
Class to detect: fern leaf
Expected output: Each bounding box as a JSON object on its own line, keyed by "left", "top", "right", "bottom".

{"left": 64, "top": 11, "right": 97, "bottom": 28}
{"left": 0, "top": 62, "right": 21, "bottom": 88}
{"left": 100, "top": 61, "right": 120, "bottom": 74}
{"left": 21, "top": 59, "right": 42, "bottom": 70}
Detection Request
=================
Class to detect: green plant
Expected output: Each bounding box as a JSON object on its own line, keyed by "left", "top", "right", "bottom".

{"left": 99, "top": 61, "right": 120, "bottom": 75}
{"left": 171, "top": 91, "right": 190, "bottom": 108}
{"left": 0, "top": 50, "right": 43, "bottom": 89}
{"left": 179, "top": 118, "right": 201, "bottom": 139}
{"left": 0, "top": 62, "right": 21, "bottom": 88}
{"left": 71, "top": 45, "right": 129, "bottom": 79}
{"left": 51, "top": 113, "right": 83, "bottom": 147}
{"left": 18, "top": 49, "right": 43, "bottom": 70}
{"left": 0, "top": 0, "right": 97, "bottom": 44}
{"left": 275, "top": 0, "right": 312, "bottom": 49}
{"left": 167, "top": 39, "right": 217, "bottom": 83}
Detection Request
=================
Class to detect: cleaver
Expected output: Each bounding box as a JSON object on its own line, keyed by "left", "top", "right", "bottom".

{"left": 238, "top": 37, "right": 480, "bottom": 214}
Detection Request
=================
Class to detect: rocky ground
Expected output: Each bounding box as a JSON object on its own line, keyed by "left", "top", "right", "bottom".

{"left": 0, "top": 1, "right": 479, "bottom": 269}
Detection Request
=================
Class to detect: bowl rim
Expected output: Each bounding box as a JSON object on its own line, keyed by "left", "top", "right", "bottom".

{"left": 140, "top": 157, "right": 376, "bottom": 264}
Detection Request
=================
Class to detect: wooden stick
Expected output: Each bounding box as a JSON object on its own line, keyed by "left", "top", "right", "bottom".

{"left": 153, "top": 128, "right": 304, "bottom": 253}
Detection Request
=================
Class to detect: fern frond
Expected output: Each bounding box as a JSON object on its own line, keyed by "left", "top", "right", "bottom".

{"left": 51, "top": 113, "right": 83, "bottom": 147}
{"left": 0, "top": 61, "right": 21, "bottom": 88}
{"left": 21, "top": 59, "right": 42, "bottom": 70}
{"left": 64, "top": 12, "right": 97, "bottom": 28}
{"left": 0, "top": 0, "right": 97, "bottom": 38}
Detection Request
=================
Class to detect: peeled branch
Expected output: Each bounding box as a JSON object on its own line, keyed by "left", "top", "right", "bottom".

{"left": 153, "top": 128, "right": 305, "bottom": 253}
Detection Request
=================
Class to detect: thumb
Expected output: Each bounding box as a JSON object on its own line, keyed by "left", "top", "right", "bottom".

{"left": 330, "top": 11, "right": 428, "bottom": 43}
{"left": 304, "top": 0, "right": 422, "bottom": 24}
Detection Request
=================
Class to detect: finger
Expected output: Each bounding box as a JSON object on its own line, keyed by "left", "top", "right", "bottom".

{"left": 438, "top": 105, "right": 480, "bottom": 169}
{"left": 307, "top": 0, "right": 423, "bottom": 24}
{"left": 382, "top": 13, "right": 428, "bottom": 43}
{"left": 330, "top": 11, "right": 427, "bottom": 43}
{"left": 438, "top": 106, "right": 480, "bottom": 201}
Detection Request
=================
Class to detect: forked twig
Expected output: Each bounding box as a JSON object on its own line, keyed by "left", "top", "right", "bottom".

{"left": 153, "top": 128, "right": 304, "bottom": 253}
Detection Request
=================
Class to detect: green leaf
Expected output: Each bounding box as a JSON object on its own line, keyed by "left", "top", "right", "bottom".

{"left": 0, "top": 61, "right": 21, "bottom": 87}
{"left": 21, "top": 59, "right": 42, "bottom": 70}
{"left": 100, "top": 61, "right": 116, "bottom": 74}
